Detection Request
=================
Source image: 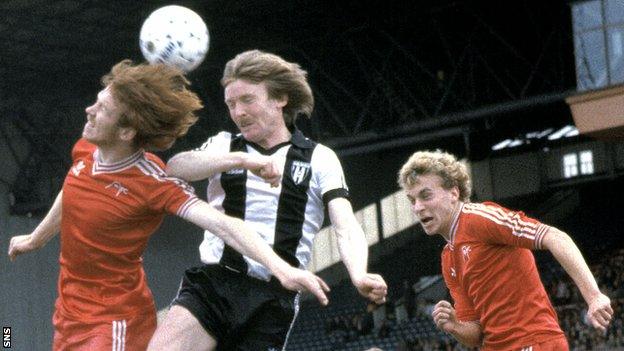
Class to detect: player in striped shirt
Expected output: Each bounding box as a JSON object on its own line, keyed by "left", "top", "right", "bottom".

{"left": 7, "top": 59, "right": 329, "bottom": 351}
{"left": 149, "top": 50, "right": 387, "bottom": 351}
{"left": 398, "top": 150, "right": 612, "bottom": 351}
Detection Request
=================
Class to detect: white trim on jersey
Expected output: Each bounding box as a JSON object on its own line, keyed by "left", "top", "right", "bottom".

{"left": 177, "top": 197, "right": 202, "bottom": 218}
{"left": 448, "top": 202, "right": 465, "bottom": 246}
{"left": 92, "top": 148, "right": 143, "bottom": 175}
{"left": 136, "top": 158, "right": 196, "bottom": 196}
{"left": 462, "top": 203, "right": 549, "bottom": 249}
{"left": 280, "top": 293, "right": 301, "bottom": 351}
{"left": 112, "top": 320, "right": 126, "bottom": 351}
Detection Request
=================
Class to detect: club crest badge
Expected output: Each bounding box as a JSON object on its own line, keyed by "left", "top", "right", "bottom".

{"left": 291, "top": 160, "right": 311, "bottom": 185}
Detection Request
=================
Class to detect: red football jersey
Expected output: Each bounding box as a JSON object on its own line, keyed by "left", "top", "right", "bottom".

{"left": 56, "top": 139, "right": 199, "bottom": 322}
{"left": 441, "top": 202, "right": 564, "bottom": 350}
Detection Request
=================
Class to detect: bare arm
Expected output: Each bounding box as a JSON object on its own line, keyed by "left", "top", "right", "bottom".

{"left": 8, "top": 191, "right": 63, "bottom": 261}
{"left": 432, "top": 300, "right": 482, "bottom": 347}
{"left": 328, "top": 197, "right": 387, "bottom": 304}
{"left": 166, "top": 150, "right": 245, "bottom": 181}
{"left": 542, "top": 227, "right": 613, "bottom": 331}
{"left": 182, "top": 200, "right": 329, "bottom": 304}
{"left": 167, "top": 150, "right": 281, "bottom": 186}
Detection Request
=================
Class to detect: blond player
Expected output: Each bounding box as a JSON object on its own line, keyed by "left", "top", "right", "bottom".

{"left": 398, "top": 150, "right": 612, "bottom": 350}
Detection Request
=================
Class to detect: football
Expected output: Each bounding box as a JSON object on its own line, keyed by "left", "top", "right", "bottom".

{"left": 139, "top": 5, "right": 209, "bottom": 72}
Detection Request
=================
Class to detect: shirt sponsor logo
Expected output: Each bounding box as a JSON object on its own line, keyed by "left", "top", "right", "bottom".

{"left": 71, "top": 160, "right": 85, "bottom": 176}
{"left": 105, "top": 181, "right": 129, "bottom": 197}
{"left": 226, "top": 168, "right": 245, "bottom": 175}
{"left": 291, "top": 160, "right": 311, "bottom": 185}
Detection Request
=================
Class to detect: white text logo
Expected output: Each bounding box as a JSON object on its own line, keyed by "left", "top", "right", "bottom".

{"left": 462, "top": 245, "right": 472, "bottom": 262}
{"left": 71, "top": 161, "right": 85, "bottom": 176}
{"left": 106, "top": 181, "right": 129, "bottom": 197}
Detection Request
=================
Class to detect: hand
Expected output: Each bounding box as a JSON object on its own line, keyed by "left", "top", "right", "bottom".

{"left": 586, "top": 293, "right": 613, "bottom": 332}
{"left": 277, "top": 267, "right": 330, "bottom": 306}
{"left": 8, "top": 234, "right": 37, "bottom": 261}
{"left": 432, "top": 300, "right": 458, "bottom": 333}
{"left": 242, "top": 154, "right": 282, "bottom": 187}
{"left": 353, "top": 273, "right": 387, "bottom": 304}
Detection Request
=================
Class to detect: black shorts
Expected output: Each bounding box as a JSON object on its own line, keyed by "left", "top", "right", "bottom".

{"left": 171, "top": 264, "right": 300, "bottom": 351}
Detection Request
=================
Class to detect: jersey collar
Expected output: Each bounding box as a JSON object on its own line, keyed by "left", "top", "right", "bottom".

{"left": 93, "top": 148, "right": 144, "bottom": 174}
{"left": 290, "top": 128, "right": 315, "bottom": 149}
{"left": 448, "top": 202, "right": 464, "bottom": 246}
{"left": 242, "top": 128, "right": 315, "bottom": 155}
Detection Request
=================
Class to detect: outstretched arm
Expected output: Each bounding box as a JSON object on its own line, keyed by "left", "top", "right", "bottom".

{"left": 8, "top": 191, "right": 63, "bottom": 261}
{"left": 328, "top": 197, "right": 387, "bottom": 304}
{"left": 182, "top": 201, "right": 329, "bottom": 304}
{"left": 432, "top": 300, "right": 482, "bottom": 347}
{"left": 167, "top": 150, "right": 281, "bottom": 186}
{"left": 542, "top": 227, "right": 613, "bottom": 331}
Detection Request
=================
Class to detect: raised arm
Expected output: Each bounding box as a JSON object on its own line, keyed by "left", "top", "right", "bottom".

{"left": 8, "top": 191, "right": 63, "bottom": 261}
{"left": 181, "top": 200, "right": 329, "bottom": 304}
{"left": 166, "top": 150, "right": 246, "bottom": 181}
{"left": 328, "top": 197, "right": 387, "bottom": 304}
{"left": 167, "top": 150, "right": 281, "bottom": 186}
{"left": 542, "top": 226, "right": 613, "bottom": 331}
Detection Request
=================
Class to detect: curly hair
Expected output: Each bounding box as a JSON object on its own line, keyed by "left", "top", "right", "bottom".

{"left": 221, "top": 50, "right": 313, "bottom": 127}
{"left": 102, "top": 59, "right": 203, "bottom": 150}
{"left": 398, "top": 150, "right": 472, "bottom": 202}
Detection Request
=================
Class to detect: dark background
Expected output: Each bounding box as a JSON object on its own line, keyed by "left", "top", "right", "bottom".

{"left": 2, "top": 1, "right": 609, "bottom": 350}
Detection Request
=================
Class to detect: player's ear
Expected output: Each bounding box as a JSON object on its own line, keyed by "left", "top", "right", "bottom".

{"left": 274, "top": 94, "right": 288, "bottom": 108}
{"left": 451, "top": 186, "right": 460, "bottom": 201}
{"left": 118, "top": 127, "right": 137, "bottom": 142}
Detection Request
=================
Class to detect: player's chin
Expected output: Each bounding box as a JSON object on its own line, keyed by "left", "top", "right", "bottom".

{"left": 82, "top": 126, "right": 96, "bottom": 140}
{"left": 82, "top": 132, "right": 95, "bottom": 143}
{"left": 241, "top": 130, "right": 258, "bottom": 142}
{"left": 420, "top": 225, "right": 436, "bottom": 236}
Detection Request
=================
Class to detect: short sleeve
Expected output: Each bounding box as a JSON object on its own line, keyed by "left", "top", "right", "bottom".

{"left": 441, "top": 250, "right": 479, "bottom": 321}
{"left": 464, "top": 202, "right": 550, "bottom": 250}
{"left": 141, "top": 154, "right": 201, "bottom": 217}
{"left": 312, "top": 144, "right": 350, "bottom": 205}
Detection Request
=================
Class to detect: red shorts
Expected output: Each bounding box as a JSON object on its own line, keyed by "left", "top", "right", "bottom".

{"left": 52, "top": 309, "right": 156, "bottom": 351}
{"left": 517, "top": 335, "right": 569, "bottom": 351}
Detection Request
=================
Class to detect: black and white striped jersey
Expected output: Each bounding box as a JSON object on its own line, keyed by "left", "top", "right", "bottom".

{"left": 195, "top": 129, "right": 350, "bottom": 280}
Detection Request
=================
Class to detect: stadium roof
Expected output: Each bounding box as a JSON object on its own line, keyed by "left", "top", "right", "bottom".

{"left": 1, "top": 0, "right": 580, "bottom": 196}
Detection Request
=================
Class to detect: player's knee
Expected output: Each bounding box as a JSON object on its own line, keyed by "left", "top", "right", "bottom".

{"left": 146, "top": 329, "right": 167, "bottom": 351}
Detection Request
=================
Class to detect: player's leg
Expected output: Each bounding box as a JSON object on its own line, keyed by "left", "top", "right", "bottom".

{"left": 148, "top": 265, "right": 227, "bottom": 351}
{"left": 148, "top": 305, "right": 216, "bottom": 351}
{"left": 225, "top": 293, "right": 300, "bottom": 351}
{"left": 123, "top": 313, "right": 158, "bottom": 350}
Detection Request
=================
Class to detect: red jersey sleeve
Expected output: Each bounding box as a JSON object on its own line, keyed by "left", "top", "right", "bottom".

{"left": 463, "top": 202, "right": 550, "bottom": 250}
{"left": 141, "top": 153, "right": 200, "bottom": 217}
{"left": 441, "top": 248, "right": 479, "bottom": 321}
